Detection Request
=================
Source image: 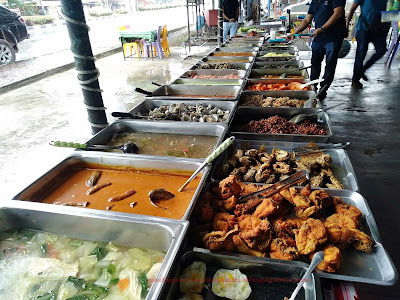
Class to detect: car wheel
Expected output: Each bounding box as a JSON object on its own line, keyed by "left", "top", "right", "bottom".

{"left": 0, "top": 39, "right": 16, "bottom": 65}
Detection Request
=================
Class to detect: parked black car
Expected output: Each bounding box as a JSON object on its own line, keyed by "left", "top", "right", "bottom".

{"left": 0, "top": 5, "right": 29, "bottom": 64}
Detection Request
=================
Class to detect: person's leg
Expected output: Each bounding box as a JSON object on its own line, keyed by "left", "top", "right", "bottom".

{"left": 230, "top": 22, "right": 238, "bottom": 37}
{"left": 321, "top": 40, "right": 341, "bottom": 93}
{"left": 310, "top": 40, "right": 325, "bottom": 82}
{"left": 352, "top": 30, "right": 369, "bottom": 82}
{"left": 247, "top": 0, "right": 253, "bottom": 20}
{"left": 362, "top": 32, "right": 388, "bottom": 73}
{"left": 223, "top": 22, "right": 229, "bottom": 42}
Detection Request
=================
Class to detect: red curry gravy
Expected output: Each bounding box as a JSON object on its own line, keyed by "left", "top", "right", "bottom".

{"left": 38, "top": 163, "right": 202, "bottom": 219}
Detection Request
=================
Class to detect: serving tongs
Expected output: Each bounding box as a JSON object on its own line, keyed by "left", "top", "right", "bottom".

{"left": 237, "top": 170, "right": 309, "bottom": 209}
{"left": 293, "top": 142, "right": 350, "bottom": 156}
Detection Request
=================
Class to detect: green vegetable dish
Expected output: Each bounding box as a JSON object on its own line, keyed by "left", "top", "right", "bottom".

{"left": 0, "top": 229, "right": 165, "bottom": 299}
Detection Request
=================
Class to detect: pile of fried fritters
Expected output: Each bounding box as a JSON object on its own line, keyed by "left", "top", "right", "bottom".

{"left": 193, "top": 175, "right": 372, "bottom": 273}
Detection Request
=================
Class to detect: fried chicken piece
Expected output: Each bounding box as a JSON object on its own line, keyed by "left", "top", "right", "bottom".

{"left": 349, "top": 228, "right": 373, "bottom": 252}
{"left": 269, "top": 237, "right": 298, "bottom": 261}
{"left": 219, "top": 195, "right": 237, "bottom": 212}
{"left": 238, "top": 215, "right": 273, "bottom": 252}
{"left": 311, "top": 245, "right": 342, "bottom": 273}
{"left": 324, "top": 223, "right": 353, "bottom": 249}
{"left": 294, "top": 218, "right": 327, "bottom": 255}
{"left": 274, "top": 218, "right": 304, "bottom": 238}
{"left": 335, "top": 204, "right": 362, "bottom": 224}
{"left": 325, "top": 214, "right": 358, "bottom": 230}
{"left": 300, "top": 151, "right": 332, "bottom": 169}
{"left": 252, "top": 193, "right": 288, "bottom": 219}
{"left": 233, "top": 235, "right": 266, "bottom": 257}
{"left": 219, "top": 175, "right": 242, "bottom": 200}
{"left": 203, "top": 225, "right": 238, "bottom": 252}
{"left": 273, "top": 162, "right": 292, "bottom": 174}
{"left": 212, "top": 213, "right": 237, "bottom": 232}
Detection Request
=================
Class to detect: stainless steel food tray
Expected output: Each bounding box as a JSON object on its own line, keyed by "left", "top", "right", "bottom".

{"left": 202, "top": 56, "right": 255, "bottom": 63}
{"left": 191, "top": 189, "right": 397, "bottom": 285}
{"left": 229, "top": 37, "right": 264, "bottom": 43}
{"left": 85, "top": 120, "right": 228, "bottom": 159}
{"left": 12, "top": 152, "right": 210, "bottom": 220}
{"left": 171, "top": 78, "right": 244, "bottom": 86}
{"left": 180, "top": 69, "right": 247, "bottom": 79}
{"left": 147, "top": 84, "right": 242, "bottom": 101}
{"left": 260, "top": 46, "right": 298, "bottom": 52}
{"left": 258, "top": 49, "right": 298, "bottom": 56}
{"left": 224, "top": 41, "right": 263, "bottom": 47}
{"left": 128, "top": 100, "right": 237, "bottom": 124}
{"left": 256, "top": 56, "right": 298, "bottom": 62}
{"left": 191, "top": 62, "right": 252, "bottom": 71}
{"left": 0, "top": 200, "right": 189, "bottom": 300}
{"left": 213, "top": 46, "right": 259, "bottom": 52}
{"left": 245, "top": 78, "right": 314, "bottom": 91}
{"left": 209, "top": 139, "right": 358, "bottom": 191}
{"left": 240, "top": 90, "right": 321, "bottom": 108}
{"left": 229, "top": 107, "right": 333, "bottom": 143}
{"left": 250, "top": 69, "right": 309, "bottom": 79}
{"left": 163, "top": 250, "right": 322, "bottom": 300}
{"left": 253, "top": 61, "right": 304, "bottom": 69}
{"left": 217, "top": 45, "right": 260, "bottom": 52}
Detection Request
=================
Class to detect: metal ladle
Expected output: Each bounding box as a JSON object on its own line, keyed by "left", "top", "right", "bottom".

{"left": 303, "top": 84, "right": 328, "bottom": 108}
{"left": 50, "top": 141, "right": 139, "bottom": 154}
{"left": 287, "top": 251, "right": 324, "bottom": 300}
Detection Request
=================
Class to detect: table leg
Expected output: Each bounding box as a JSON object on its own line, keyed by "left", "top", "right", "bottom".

{"left": 121, "top": 40, "right": 126, "bottom": 60}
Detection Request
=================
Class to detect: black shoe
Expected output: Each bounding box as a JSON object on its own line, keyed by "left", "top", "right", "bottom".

{"left": 351, "top": 80, "right": 363, "bottom": 89}
{"left": 318, "top": 92, "right": 327, "bottom": 100}
{"left": 361, "top": 74, "right": 369, "bottom": 81}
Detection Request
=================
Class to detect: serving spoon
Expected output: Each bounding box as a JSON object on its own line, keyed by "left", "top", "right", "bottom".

{"left": 50, "top": 141, "right": 139, "bottom": 154}
{"left": 303, "top": 84, "right": 328, "bottom": 108}
{"left": 286, "top": 251, "right": 324, "bottom": 300}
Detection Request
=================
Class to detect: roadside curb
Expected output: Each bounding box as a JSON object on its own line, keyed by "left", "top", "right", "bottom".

{"left": 0, "top": 47, "right": 121, "bottom": 94}
{"left": 1, "top": 25, "right": 187, "bottom": 94}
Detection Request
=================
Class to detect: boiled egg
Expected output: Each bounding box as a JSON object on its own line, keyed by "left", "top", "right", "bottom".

{"left": 212, "top": 268, "right": 252, "bottom": 300}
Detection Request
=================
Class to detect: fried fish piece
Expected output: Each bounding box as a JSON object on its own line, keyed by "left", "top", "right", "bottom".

{"left": 311, "top": 245, "right": 342, "bottom": 273}
{"left": 269, "top": 237, "right": 298, "bottom": 261}
{"left": 252, "top": 193, "right": 289, "bottom": 219}
{"left": 274, "top": 218, "right": 304, "bottom": 238}
{"left": 349, "top": 228, "right": 373, "bottom": 252}
{"left": 238, "top": 215, "right": 273, "bottom": 252}
{"left": 294, "top": 218, "right": 327, "bottom": 255}
{"left": 233, "top": 235, "right": 267, "bottom": 257}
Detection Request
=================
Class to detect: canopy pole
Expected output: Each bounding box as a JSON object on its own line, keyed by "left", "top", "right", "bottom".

{"left": 60, "top": 0, "right": 108, "bottom": 135}
{"left": 217, "top": 0, "right": 223, "bottom": 45}
{"left": 186, "top": 0, "right": 191, "bottom": 54}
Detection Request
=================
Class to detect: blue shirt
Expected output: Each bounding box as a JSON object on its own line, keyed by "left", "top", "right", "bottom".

{"left": 308, "top": 0, "right": 347, "bottom": 42}
{"left": 355, "top": 0, "right": 387, "bottom": 32}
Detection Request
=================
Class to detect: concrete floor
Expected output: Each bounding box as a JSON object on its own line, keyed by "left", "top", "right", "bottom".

{"left": 0, "top": 40, "right": 399, "bottom": 298}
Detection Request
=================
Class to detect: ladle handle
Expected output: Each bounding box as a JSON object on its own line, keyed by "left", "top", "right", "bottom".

{"left": 288, "top": 251, "right": 324, "bottom": 300}
{"left": 205, "top": 136, "right": 235, "bottom": 164}
{"left": 50, "top": 141, "right": 87, "bottom": 149}
{"left": 112, "top": 112, "right": 135, "bottom": 118}
{"left": 135, "top": 87, "right": 153, "bottom": 96}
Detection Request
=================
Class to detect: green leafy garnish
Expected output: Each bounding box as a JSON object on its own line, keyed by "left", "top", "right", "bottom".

{"left": 110, "top": 278, "right": 119, "bottom": 285}
{"left": 33, "top": 292, "right": 56, "bottom": 300}
{"left": 90, "top": 246, "right": 108, "bottom": 261}
{"left": 138, "top": 272, "right": 149, "bottom": 297}
{"left": 107, "top": 264, "right": 116, "bottom": 276}
{"left": 67, "top": 276, "right": 87, "bottom": 289}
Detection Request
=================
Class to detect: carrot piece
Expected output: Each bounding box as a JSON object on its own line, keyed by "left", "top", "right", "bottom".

{"left": 118, "top": 278, "right": 130, "bottom": 290}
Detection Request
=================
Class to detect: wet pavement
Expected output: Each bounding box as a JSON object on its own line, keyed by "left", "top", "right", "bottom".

{"left": 0, "top": 38, "right": 400, "bottom": 298}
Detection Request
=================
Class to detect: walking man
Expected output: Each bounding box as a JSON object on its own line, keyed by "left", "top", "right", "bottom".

{"left": 347, "top": 0, "right": 389, "bottom": 89}
{"left": 223, "top": 0, "right": 240, "bottom": 41}
{"left": 288, "top": 0, "right": 347, "bottom": 99}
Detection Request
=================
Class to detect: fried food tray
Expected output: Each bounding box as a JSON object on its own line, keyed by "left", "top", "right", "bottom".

{"left": 209, "top": 140, "right": 359, "bottom": 192}
{"left": 189, "top": 188, "right": 397, "bottom": 285}
{"left": 249, "top": 68, "right": 309, "bottom": 79}
{"left": 162, "top": 250, "right": 322, "bottom": 300}
{"left": 229, "top": 107, "right": 333, "bottom": 143}
{"left": 0, "top": 200, "right": 189, "bottom": 300}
